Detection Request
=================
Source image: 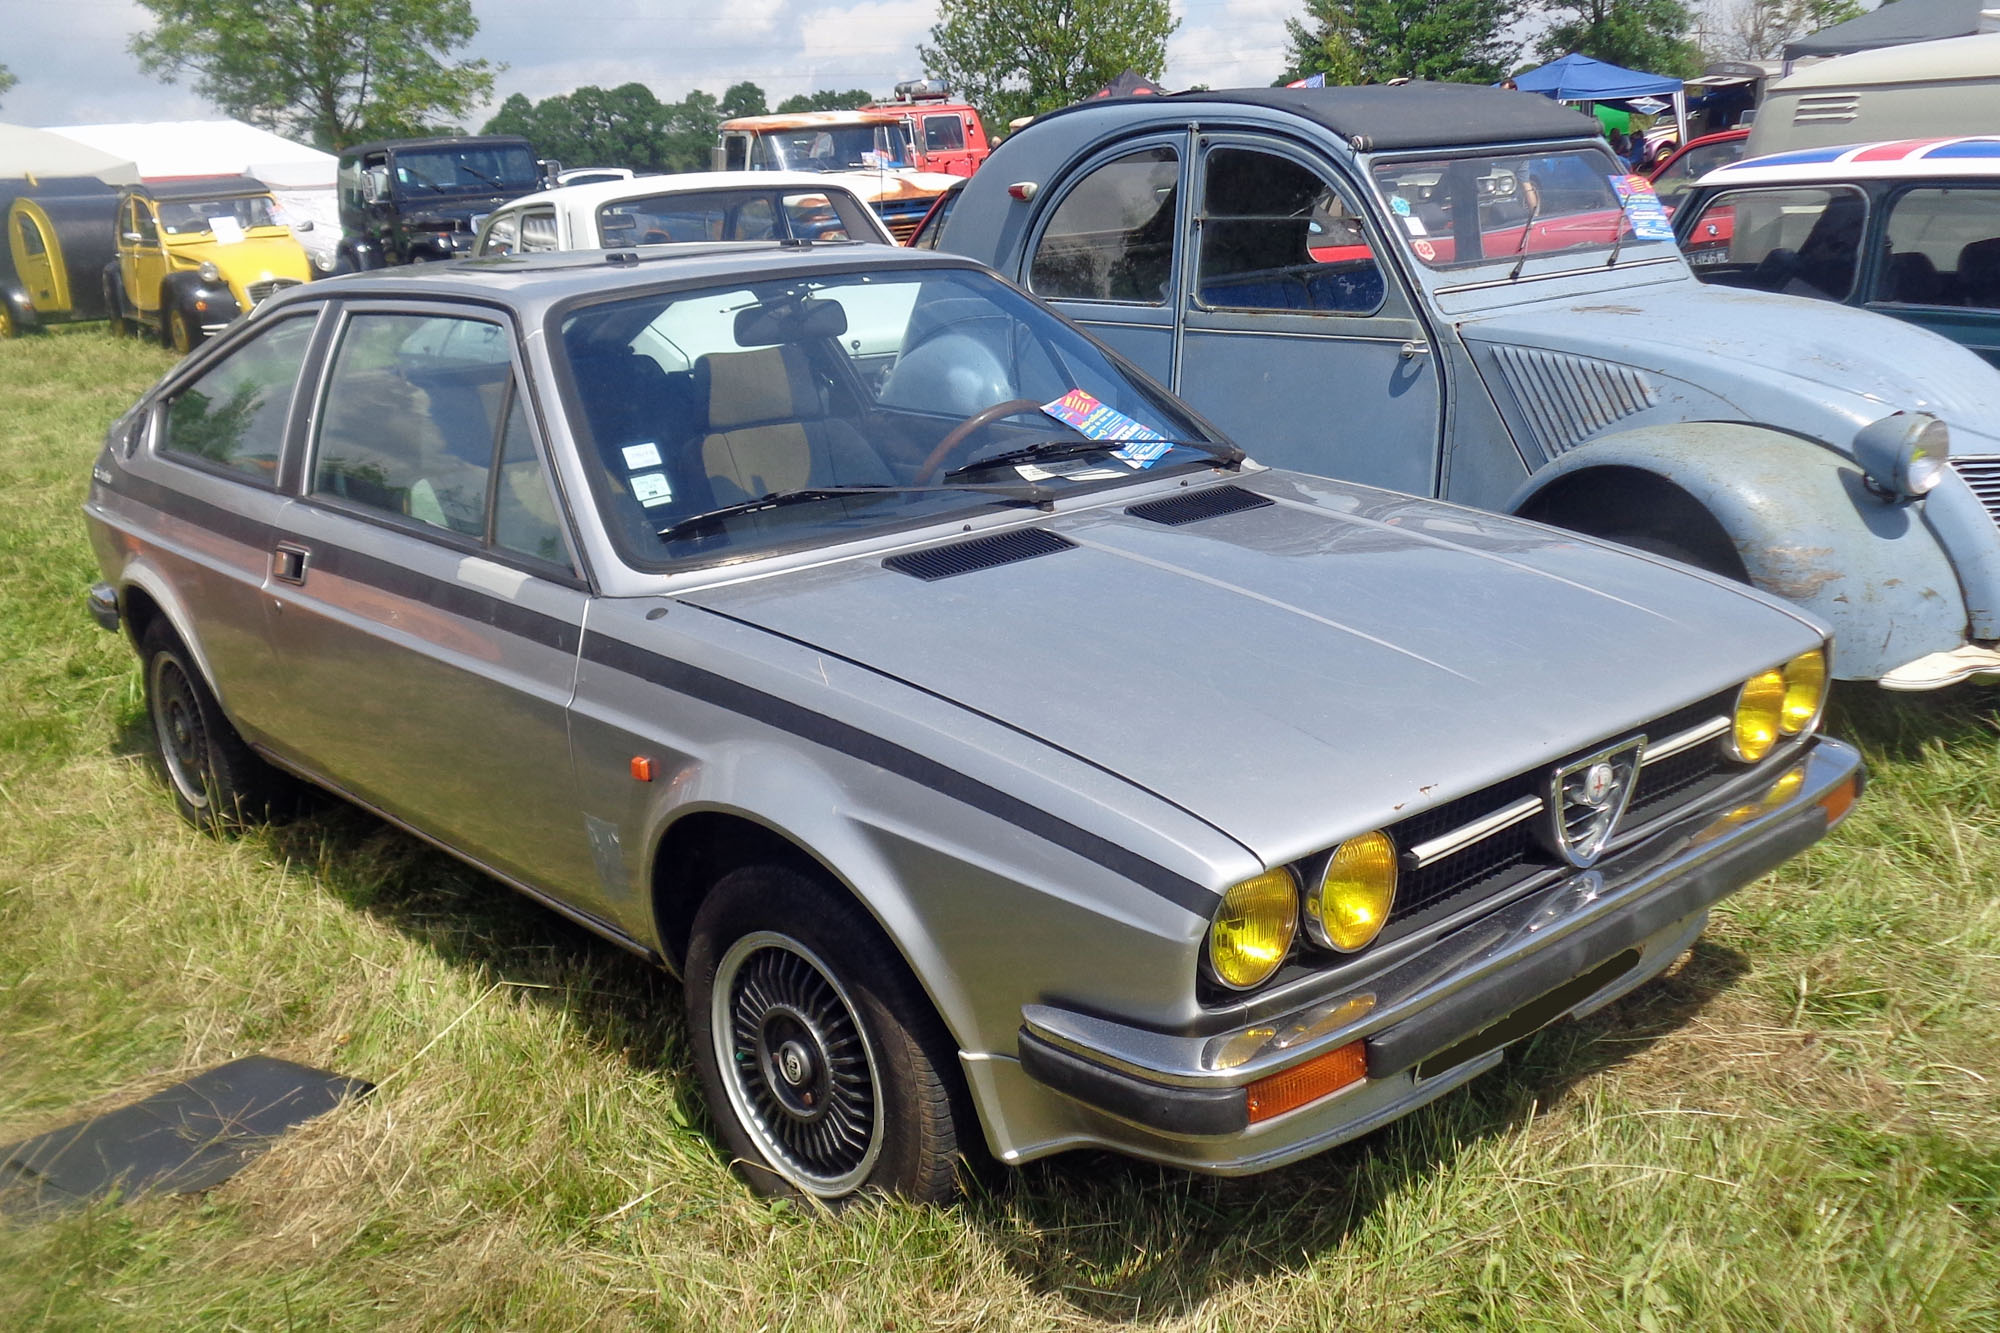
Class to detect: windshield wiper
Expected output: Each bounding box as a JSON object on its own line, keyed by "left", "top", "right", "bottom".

{"left": 458, "top": 162, "right": 505, "bottom": 191}
{"left": 1507, "top": 187, "right": 1545, "bottom": 282}
{"left": 944, "top": 436, "right": 1244, "bottom": 479}
{"left": 656, "top": 481, "right": 1050, "bottom": 543}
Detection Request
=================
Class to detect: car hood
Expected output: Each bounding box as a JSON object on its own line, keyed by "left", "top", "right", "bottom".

{"left": 1461, "top": 281, "right": 2000, "bottom": 430}
{"left": 167, "top": 234, "right": 312, "bottom": 282}
{"left": 679, "top": 472, "right": 1821, "bottom": 862}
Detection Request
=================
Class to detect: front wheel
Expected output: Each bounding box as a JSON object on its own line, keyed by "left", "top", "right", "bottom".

{"left": 685, "top": 865, "right": 970, "bottom": 1204}
{"left": 166, "top": 305, "right": 197, "bottom": 355}
{"left": 140, "top": 622, "right": 290, "bottom": 830}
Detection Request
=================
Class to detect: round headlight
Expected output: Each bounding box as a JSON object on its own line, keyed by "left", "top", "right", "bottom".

{"left": 1730, "top": 668, "right": 1786, "bottom": 762}
{"left": 1780, "top": 648, "right": 1828, "bottom": 735}
{"left": 1207, "top": 868, "right": 1298, "bottom": 991}
{"left": 1854, "top": 412, "right": 1950, "bottom": 500}
{"left": 1305, "top": 831, "right": 1398, "bottom": 953}
{"left": 197, "top": 261, "right": 222, "bottom": 284}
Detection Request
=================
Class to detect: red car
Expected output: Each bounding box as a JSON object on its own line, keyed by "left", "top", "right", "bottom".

{"left": 1648, "top": 128, "right": 1750, "bottom": 214}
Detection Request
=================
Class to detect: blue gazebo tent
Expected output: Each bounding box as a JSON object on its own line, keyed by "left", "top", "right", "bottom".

{"left": 1511, "top": 52, "right": 1688, "bottom": 144}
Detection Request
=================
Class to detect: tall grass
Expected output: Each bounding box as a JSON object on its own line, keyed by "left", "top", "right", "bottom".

{"left": 0, "top": 326, "right": 1994, "bottom": 1330}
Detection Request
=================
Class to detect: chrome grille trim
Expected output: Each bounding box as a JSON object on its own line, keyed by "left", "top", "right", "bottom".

{"left": 1405, "top": 795, "right": 1543, "bottom": 868}
{"left": 1952, "top": 456, "right": 2000, "bottom": 527}
{"left": 1642, "top": 715, "right": 1730, "bottom": 762}
{"left": 245, "top": 278, "right": 302, "bottom": 307}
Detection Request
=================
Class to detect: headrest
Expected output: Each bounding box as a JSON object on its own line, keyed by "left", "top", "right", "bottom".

{"left": 1959, "top": 236, "right": 2000, "bottom": 281}
{"left": 698, "top": 346, "right": 815, "bottom": 430}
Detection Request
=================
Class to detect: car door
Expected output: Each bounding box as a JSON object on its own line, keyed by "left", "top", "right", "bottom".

{"left": 1177, "top": 137, "right": 1444, "bottom": 495}
{"left": 1870, "top": 182, "right": 2000, "bottom": 367}
{"left": 125, "top": 198, "right": 169, "bottom": 322}
{"left": 263, "top": 302, "right": 598, "bottom": 895}
{"left": 131, "top": 309, "right": 323, "bottom": 733}
{"left": 1019, "top": 135, "right": 1187, "bottom": 381}
{"left": 12, "top": 205, "right": 65, "bottom": 315}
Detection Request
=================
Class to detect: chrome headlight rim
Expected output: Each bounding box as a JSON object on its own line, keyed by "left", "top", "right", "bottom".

{"left": 196, "top": 260, "right": 223, "bottom": 284}
{"left": 1778, "top": 645, "right": 1830, "bottom": 737}
{"left": 1204, "top": 866, "right": 1300, "bottom": 993}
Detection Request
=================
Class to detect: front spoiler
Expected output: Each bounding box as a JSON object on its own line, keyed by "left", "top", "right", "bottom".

{"left": 1010, "top": 736, "right": 1861, "bottom": 1172}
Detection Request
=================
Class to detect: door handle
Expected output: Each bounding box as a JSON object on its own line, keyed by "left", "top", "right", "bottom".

{"left": 1400, "top": 340, "right": 1431, "bottom": 360}
{"left": 272, "top": 542, "right": 311, "bottom": 585}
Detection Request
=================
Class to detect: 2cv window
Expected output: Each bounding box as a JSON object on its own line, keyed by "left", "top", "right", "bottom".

{"left": 1196, "top": 147, "right": 1385, "bottom": 315}
{"left": 1029, "top": 145, "right": 1180, "bottom": 304}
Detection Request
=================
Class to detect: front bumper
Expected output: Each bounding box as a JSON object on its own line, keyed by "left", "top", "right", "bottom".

{"left": 1002, "top": 736, "right": 1862, "bottom": 1174}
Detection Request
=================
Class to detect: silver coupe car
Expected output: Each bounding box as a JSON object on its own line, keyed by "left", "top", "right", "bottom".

{"left": 83, "top": 242, "right": 1862, "bottom": 1203}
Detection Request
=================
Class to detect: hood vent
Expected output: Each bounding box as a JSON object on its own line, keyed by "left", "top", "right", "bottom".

{"left": 885, "top": 528, "right": 1076, "bottom": 580}
{"left": 1125, "top": 485, "right": 1274, "bottom": 526}
{"left": 1794, "top": 94, "right": 1859, "bottom": 125}
{"left": 1487, "top": 344, "right": 1660, "bottom": 461}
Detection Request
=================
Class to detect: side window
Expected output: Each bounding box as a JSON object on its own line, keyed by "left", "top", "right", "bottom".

{"left": 722, "top": 135, "right": 749, "bottom": 172}
{"left": 1196, "top": 147, "right": 1385, "bottom": 316}
{"left": 17, "top": 213, "right": 45, "bottom": 256}
{"left": 782, "top": 192, "right": 850, "bottom": 241}
{"left": 1689, "top": 186, "right": 1865, "bottom": 301}
{"left": 311, "top": 313, "right": 573, "bottom": 569}
{"left": 480, "top": 210, "right": 521, "bottom": 256}
{"left": 1028, "top": 146, "right": 1180, "bottom": 304}
{"left": 726, "top": 197, "right": 778, "bottom": 241}
{"left": 1882, "top": 186, "right": 2000, "bottom": 309}
{"left": 518, "top": 208, "right": 559, "bottom": 252}
{"left": 159, "top": 316, "right": 316, "bottom": 482}
{"left": 136, "top": 203, "right": 158, "bottom": 244}
{"left": 924, "top": 115, "right": 965, "bottom": 153}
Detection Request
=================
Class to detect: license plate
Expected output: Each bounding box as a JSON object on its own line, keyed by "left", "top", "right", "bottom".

{"left": 1414, "top": 949, "right": 1640, "bottom": 1080}
{"left": 1689, "top": 248, "right": 1727, "bottom": 266}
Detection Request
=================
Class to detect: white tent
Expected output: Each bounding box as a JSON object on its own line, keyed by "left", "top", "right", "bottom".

{"left": 0, "top": 122, "right": 140, "bottom": 184}
{"left": 47, "top": 120, "right": 338, "bottom": 264}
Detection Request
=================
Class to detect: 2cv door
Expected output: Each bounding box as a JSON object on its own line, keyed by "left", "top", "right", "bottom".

{"left": 1020, "top": 132, "right": 1444, "bottom": 496}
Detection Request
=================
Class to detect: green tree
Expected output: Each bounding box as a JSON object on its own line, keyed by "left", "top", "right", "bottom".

{"left": 1535, "top": 0, "right": 1702, "bottom": 77}
{"left": 919, "top": 0, "right": 1178, "bottom": 127}
{"left": 129, "top": 0, "right": 494, "bottom": 151}
{"left": 1283, "top": 0, "right": 1524, "bottom": 86}
{"left": 483, "top": 84, "right": 673, "bottom": 172}
{"left": 0, "top": 63, "right": 16, "bottom": 109}
{"left": 721, "top": 81, "right": 769, "bottom": 119}
{"left": 773, "top": 88, "right": 877, "bottom": 114}
{"left": 1712, "top": 0, "right": 1864, "bottom": 61}
{"left": 660, "top": 89, "right": 723, "bottom": 172}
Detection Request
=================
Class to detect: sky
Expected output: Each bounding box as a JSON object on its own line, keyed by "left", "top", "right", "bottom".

{"left": 0, "top": 0, "right": 1301, "bottom": 133}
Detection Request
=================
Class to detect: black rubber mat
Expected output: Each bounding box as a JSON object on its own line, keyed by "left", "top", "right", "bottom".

{"left": 0, "top": 1055, "right": 371, "bottom": 1217}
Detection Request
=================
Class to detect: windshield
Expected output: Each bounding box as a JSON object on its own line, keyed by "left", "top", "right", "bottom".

{"left": 158, "top": 195, "right": 281, "bottom": 236}
{"left": 556, "top": 266, "right": 1226, "bottom": 568}
{"left": 391, "top": 145, "right": 540, "bottom": 196}
{"left": 763, "top": 122, "right": 915, "bottom": 172}
{"left": 1372, "top": 146, "right": 1664, "bottom": 271}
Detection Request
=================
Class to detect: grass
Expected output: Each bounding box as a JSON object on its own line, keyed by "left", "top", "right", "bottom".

{"left": 0, "top": 323, "right": 1995, "bottom": 1330}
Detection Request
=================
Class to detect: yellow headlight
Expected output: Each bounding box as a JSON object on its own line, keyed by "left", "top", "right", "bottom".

{"left": 1780, "top": 648, "right": 1828, "bottom": 735}
{"left": 1207, "top": 868, "right": 1298, "bottom": 990}
{"left": 1730, "top": 668, "right": 1785, "bottom": 763}
{"left": 1305, "top": 831, "right": 1398, "bottom": 953}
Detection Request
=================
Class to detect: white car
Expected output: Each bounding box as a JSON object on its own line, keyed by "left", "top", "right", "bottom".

{"left": 472, "top": 171, "right": 896, "bottom": 257}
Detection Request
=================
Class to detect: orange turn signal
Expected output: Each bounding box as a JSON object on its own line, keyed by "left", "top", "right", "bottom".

{"left": 630, "top": 756, "right": 654, "bottom": 782}
{"left": 1818, "top": 774, "right": 1858, "bottom": 827}
{"left": 1244, "top": 1040, "right": 1366, "bottom": 1123}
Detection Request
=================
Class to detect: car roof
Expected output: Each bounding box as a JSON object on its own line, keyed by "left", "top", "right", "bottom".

{"left": 493, "top": 170, "right": 876, "bottom": 213}
{"left": 342, "top": 135, "right": 533, "bottom": 158}
{"left": 1024, "top": 83, "right": 1600, "bottom": 152}
{"left": 1768, "top": 31, "right": 2000, "bottom": 90}
{"left": 129, "top": 175, "right": 271, "bottom": 201}
{"left": 720, "top": 110, "right": 904, "bottom": 130}
{"left": 273, "top": 241, "right": 989, "bottom": 310}
{"left": 1698, "top": 136, "right": 2000, "bottom": 186}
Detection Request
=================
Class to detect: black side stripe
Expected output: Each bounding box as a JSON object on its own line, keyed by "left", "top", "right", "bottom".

{"left": 582, "top": 631, "right": 1218, "bottom": 918}
{"left": 116, "top": 471, "right": 579, "bottom": 653}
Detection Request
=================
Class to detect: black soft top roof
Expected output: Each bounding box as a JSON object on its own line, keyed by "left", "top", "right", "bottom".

{"left": 1043, "top": 83, "right": 1602, "bottom": 152}
{"left": 129, "top": 175, "right": 271, "bottom": 201}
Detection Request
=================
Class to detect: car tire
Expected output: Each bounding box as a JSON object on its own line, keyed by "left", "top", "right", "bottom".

{"left": 166, "top": 305, "right": 197, "bottom": 355}
{"left": 0, "top": 299, "right": 16, "bottom": 339}
{"left": 140, "top": 622, "right": 291, "bottom": 831}
{"left": 685, "top": 864, "right": 970, "bottom": 1204}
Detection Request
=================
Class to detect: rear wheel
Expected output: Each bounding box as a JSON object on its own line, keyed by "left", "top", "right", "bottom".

{"left": 104, "top": 279, "right": 130, "bottom": 338}
{"left": 685, "top": 864, "right": 969, "bottom": 1204}
{"left": 140, "top": 622, "right": 290, "bottom": 830}
{"left": 0, "top": 301, "right": 16, "bottom": 339}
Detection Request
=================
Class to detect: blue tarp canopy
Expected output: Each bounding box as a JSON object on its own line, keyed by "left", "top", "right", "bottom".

{"left": 1512, "top": 53, "right": 1684, "bottom": 101}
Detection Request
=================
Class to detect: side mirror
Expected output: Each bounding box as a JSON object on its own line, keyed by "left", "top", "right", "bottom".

{"left": 294, "top": 220, "right": 314, "bottom": 233}
{"left": 363, "top": 167, "right": 390, "bottom": 204}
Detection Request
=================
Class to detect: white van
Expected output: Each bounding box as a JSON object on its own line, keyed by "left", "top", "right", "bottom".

{"left": 1749, "top": 33, "right": 2000, "bottom": 156}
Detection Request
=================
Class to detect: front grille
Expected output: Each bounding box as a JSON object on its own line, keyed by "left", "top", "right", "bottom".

{"left": 873, "top": 198, "right": 932, "bottom": 244}
{"left": 245, "top": 279, "right": 301, "bottom": 307}
{"left": 1953, "top": 456, "right": 2000, "bottom": 528}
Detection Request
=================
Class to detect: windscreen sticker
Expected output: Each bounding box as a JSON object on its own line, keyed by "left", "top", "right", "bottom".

{"left": 631, "top": 471, "right": 674, "bottom": 506}
{"left": 1016, "top": 460, "right": 1127, "bottom": 482}
{"left": 1609, "top": 174, "right": 1675, "bottom": 241}
{"left": 1400, "top": 215, "right": 1428, "bottom": 236}
{"left": 1413, "top": 238, "right": 1437, "bottom": 261}
{"left": 1040, "top": 390, "right": 1172, "bottom": 467}
{"left": 1390, "top": 195, "right": 1412, "bottom": 216}
{"left": 207, "top": 215, "right": 246, "bottom": 245}
{"left": 621, "top": 441, "right": 663, "bottom": 469}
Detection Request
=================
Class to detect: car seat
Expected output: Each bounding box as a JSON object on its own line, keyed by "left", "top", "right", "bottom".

{"left": 1957, "top": 236, "right": 2000, "bottom": 310}
{"left": 693, "top": 344, "right": 892, "bottom": 502}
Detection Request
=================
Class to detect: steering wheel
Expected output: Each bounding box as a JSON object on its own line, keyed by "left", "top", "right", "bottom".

{"left": 915, "top": 398, "right": 1047, "bottom": 484}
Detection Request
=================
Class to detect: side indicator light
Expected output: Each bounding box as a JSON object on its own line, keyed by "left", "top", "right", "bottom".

{"left": 630, "top": 756, "right": 654, "bottom": 782}
{"left": 1818, "top": 775, "right": 1859, "bottom": 827}
{"left": 1244, "top": 1040, "right": 1366, "bottom": 1123}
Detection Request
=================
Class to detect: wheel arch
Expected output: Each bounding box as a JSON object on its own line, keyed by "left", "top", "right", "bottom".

{"left": 1508, "top": 421, "right": 1970, "bottom": 681}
